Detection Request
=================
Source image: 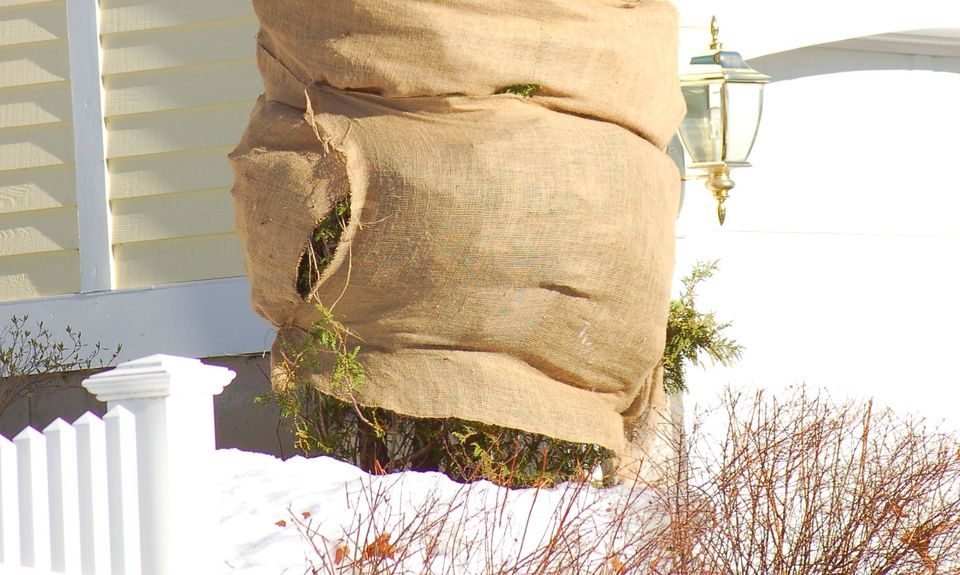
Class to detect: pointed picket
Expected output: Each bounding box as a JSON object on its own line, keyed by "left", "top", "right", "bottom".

{"left": 13, "top": 428, "right": 51, "bottom": 571}
{"left": 75, "top": 412, "right": 112, "bottom": 575}
{"left": 0, "top": 434, "right": 21, "bottom": 566}
{"left": 45, "top": 418, "right": 82, "bottom": 575}
{"left": 104, "top": 406, "right": 141, "bottom": 575}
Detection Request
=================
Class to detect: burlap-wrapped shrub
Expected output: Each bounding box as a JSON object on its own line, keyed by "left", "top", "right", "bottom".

{"left": 231, "top": 0, "right": 684, "bottom": 480}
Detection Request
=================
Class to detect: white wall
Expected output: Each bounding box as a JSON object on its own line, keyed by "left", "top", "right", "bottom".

{"left": 676, "top": 69, "right": 960, "bottom": 428}
{"left": 675, "top": 0, "right": 960, "bottom": 59}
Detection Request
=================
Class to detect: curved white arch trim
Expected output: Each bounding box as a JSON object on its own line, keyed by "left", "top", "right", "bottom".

{"left": 748, "top": 32, "right": 960, "bottom": 82}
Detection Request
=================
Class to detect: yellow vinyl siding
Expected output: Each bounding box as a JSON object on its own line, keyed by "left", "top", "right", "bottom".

{"left": 0, "top": 206, "right": 77, "bottom": 256}
{"left": 0, "top": 250, "right": 79, "bottom": 301}
{"left": 0, "top": 0, "right": 50, "bottom": 8}
{"left": 0, "top": 164, "right": 75, "bottom": 214}
{"left": 0, "top": 121, "right": 73, "bottom": 171}
{"left": 106, "top": 103, "right": 252, "bottom": 159}
{"left": 113, "top": 234, "right": 245, "bottom": 289}
{"left": 103, "top": 60, "right": 262, "bottom": 117}
{"left": 111, "top": 189, "right": 235, "bottom": 245}
{"left": 99, "top": 0, "right": 254, "bottom": 35}
{"left": 0, "top": 81, "right": 72, "bottom": 129}
{"left": 0, "top": 39, "right": 70, "bottom": 88}
{"left": 108, "top": 147, "right": 235, "bottom": 200}
{"left": 0, "top": 1, "right": 67, "bottom": 46}
{"left": 101, "top": 4, "right": 258, "bottom": 288}
{"left": 100, "top": 19, "right": 258, "bottom": 76}
{"left": 0, "top": 0, "right": 77, "bottom": 302}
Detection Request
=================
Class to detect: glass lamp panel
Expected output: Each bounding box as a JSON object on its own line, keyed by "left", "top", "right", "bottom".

{"left": 679, "top": 83, "right": 724, "bottom": 164}
{"left": 723, "top": 82, "right": 764, "bottom": 163}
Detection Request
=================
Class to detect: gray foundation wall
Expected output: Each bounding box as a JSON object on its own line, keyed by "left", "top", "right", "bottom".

{"left": 0, "top": 354, "right": 296, "bottom": 458}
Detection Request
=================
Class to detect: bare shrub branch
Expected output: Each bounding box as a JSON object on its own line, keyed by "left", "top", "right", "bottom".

{"left": 277, "top": 386, "right": 960, "bottom": 575}
{"left": 660, "top": 387, "right": 960, "bottom": 575}
{"left": 0, "top": 315, "right": 121, "bottom": 417}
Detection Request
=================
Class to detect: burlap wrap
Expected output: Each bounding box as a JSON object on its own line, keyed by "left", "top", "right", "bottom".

{"left": 231, "top": 1, "right": 683, "bottom": 460}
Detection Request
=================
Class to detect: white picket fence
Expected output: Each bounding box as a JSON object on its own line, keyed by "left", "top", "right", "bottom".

{"left": 0, "top": 355, "right": 235, "bottom": 575}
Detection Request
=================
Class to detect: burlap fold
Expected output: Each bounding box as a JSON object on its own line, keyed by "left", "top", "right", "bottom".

{"left": 231, "top": 87, "right": 680, "bottom": 452}
{"left": 252, "top": 0, "right": 684, "bottom": 149}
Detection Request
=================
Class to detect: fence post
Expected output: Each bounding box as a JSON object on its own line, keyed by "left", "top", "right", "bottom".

{"left": 82, "top": 355, "right": 236, "bottom": 575}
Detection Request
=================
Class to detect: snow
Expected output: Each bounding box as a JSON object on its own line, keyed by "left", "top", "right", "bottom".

{"left": 215, "top": 449, "right": 663, "bottom": 574}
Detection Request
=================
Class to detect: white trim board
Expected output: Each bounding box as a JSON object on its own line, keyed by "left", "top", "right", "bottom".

{"left": 66, "top": 0, "right": 114, "bottom": 293}
{"left": 0, "top": 277, "right": 275, "bottom": 361}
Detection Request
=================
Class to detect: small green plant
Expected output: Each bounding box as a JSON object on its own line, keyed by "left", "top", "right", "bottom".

{"left": 495, "top": 84, "right": 543, "bottom": 97}
{"left": 297, "top": 198, "right": 351, "bottom": 298}
{"left": 662, "top": 260, "right": 742, "bottom": 395}
{"left": 258, "top": 302, "right": 366, "bottom": 450}
{"left": 0, "top": 315, "right": 121, "bottom": 416}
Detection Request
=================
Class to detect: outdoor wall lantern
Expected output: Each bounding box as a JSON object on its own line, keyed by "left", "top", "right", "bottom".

{"left": 678, "top": 17, "right": 770, "bottom": 225}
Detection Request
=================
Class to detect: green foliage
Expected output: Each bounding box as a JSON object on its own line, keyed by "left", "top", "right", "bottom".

{"left": 270, "top": 255, "right": 740, "bottom": 484}
{"left": 260, "top": 302, "right": 367, "bottom": 450}
{"left": 265, "top": 302, "right": 611, "bottom": 487}
{"left": 277, "top": 384, "right": 612, "bottom": 487}
{"left": 494, "top": 84, "right": 543, "bottom": 97}
{"left": 0, "top": 314, "right": 121, "bottom": 416}
{"left": 662, "top": 260, "right": 742, "bottom": 395}
{"left": 308, "top": 305, "right": 365, "bottom": 394}
{"left": 296, "top": 199, "right": 351, "bottom": 298}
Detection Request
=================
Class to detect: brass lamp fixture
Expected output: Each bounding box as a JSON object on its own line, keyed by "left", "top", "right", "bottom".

{"left": 678, "top": 17, "right": 770, "bottom": 225}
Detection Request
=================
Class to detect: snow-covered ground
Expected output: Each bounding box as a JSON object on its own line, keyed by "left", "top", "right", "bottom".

{"left": 215, "top": 449, "right": 664, "bottom": 575}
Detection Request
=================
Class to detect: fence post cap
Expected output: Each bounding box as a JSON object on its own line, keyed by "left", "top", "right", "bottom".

{"left": 82, "top": 354, "right": 236, "bottom": 403}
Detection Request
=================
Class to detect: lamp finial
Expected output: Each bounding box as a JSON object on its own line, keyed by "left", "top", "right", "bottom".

{"left": 709, "top": 16, "right": 722, "bottom": 51}
{"left": 705, "top": 167, "right": 734, "bottom": 226}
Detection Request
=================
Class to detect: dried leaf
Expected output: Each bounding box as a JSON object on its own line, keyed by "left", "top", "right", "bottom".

{"left": 302, "top": 511, "right": 312, "bottom": 519}
{"left": 883, "top": 500, "right": 906, "bottom": 518}
{"left": 275, "top": 519, "right": 287, "bottom": 528}
{"left": 334, "top": 544, "right": 350, "bottom": 565}
{"left": 363, "top": 533, "right": 395, "bottom": 560}
{"left": 900, "top": 523, "right": 943, "bottom": 574}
